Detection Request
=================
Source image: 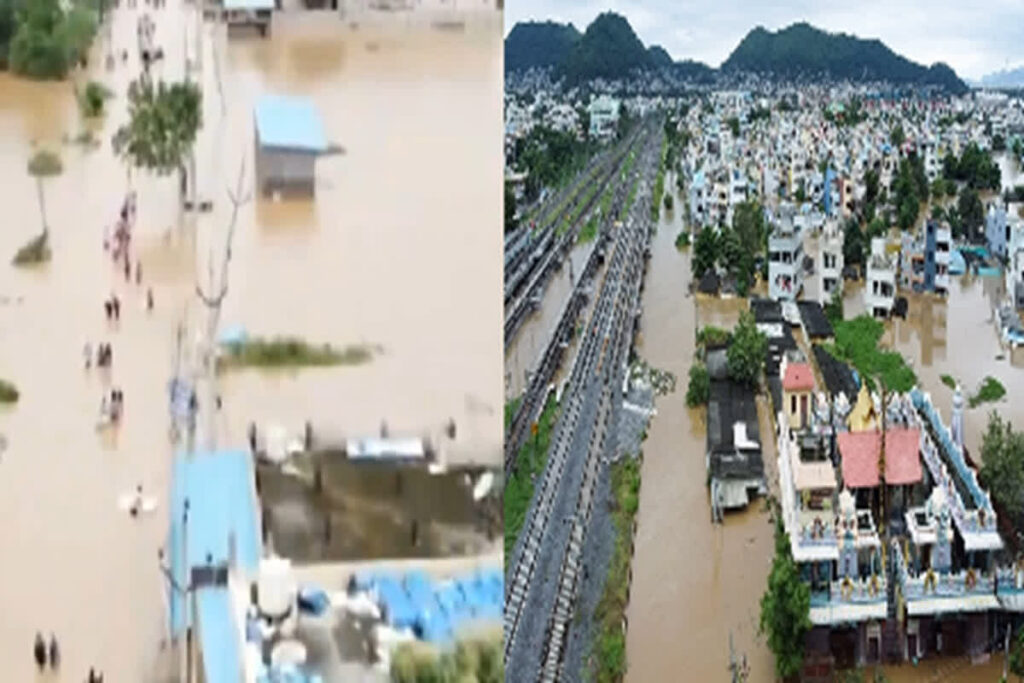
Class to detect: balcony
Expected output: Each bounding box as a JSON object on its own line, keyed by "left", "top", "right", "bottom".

{"left": 892, "top": 538, "right": 1000, "bottom": 616}
{"left": 808, "top": 574, "right": 888, "bottom": 625}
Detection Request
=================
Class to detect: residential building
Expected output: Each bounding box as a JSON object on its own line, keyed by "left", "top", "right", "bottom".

{"left": 1006, "top": 225, "right": 1024, "bottom": 310}
{"left": 768, "top": 208, "right": 804, "bottom": 301}
{"left": 705, "top": 347, "right": 765, "bottom": 517}
{"left": 782, "top": 357, "right": 815, "bottom": 432}
{"left": 865, "top": 237, "right": 896, "bottom": 318}
{"left": 587, "top": 95, "right": 619, "bottom": 140}
{"left": 819, "top": 220, "right": 844, "bottom": 304}
{"left": 986, "top": 203, "right": 1009, "bottom": 260}
{"left": 900, "top": 221, "right": 951, "bottom": 296}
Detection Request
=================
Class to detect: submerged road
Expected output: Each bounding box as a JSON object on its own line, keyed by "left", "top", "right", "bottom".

{"left": 504, "top": 118, "right": 663, "bottom": 682}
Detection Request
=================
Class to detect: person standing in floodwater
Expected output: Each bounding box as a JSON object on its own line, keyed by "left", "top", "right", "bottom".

{"left": 146, "top": 287, "right": 154, "bottom": 312}
{"left": 135, "top": 261, "right": 142, "bottom": 285}
{"left": 84, "top": 342, "right": 92, "bottom": 369}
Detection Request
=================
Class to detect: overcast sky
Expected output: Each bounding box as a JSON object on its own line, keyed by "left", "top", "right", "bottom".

{"left": 504, "top": 0, "right": 1024, "bottom": 81}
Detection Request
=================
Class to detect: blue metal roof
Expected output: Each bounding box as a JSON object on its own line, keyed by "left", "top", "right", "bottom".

{"left": 197, "top": 587, "right": 243, "bottom": 683}
{"left": 169, "top": 449, "right": 261, "bottom": 635}
{"left": 255, "top": 95, "right": 328, "bottom": 153}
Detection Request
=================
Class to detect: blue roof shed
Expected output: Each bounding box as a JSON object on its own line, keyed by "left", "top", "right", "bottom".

{"left": 168, "top": 449, "right": 262, "bottom": 635}
{"left": 255, "top": 95, "right": 328, "bottom": 153}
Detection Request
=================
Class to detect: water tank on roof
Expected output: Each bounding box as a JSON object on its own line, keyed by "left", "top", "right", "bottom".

{"left": 258, "top": 557, "right": 296, "bottom": 619}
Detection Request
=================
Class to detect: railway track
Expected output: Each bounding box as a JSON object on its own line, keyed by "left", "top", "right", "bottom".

{"left": 504, "top": 118, "right": 663, "bottom": 682}
{"left": 503, "top": 125, "right": 647, "bottom": 476}
{"left": 504, "top": 128, "right": 642, "bottom": 340}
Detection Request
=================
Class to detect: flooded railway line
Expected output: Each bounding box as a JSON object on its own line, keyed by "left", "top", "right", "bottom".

{"left": 504, "top": 129, "right": 642, "bottom": 348}
{"left": 504, "top": 123, "right": 651, "bottom": 476}
{"left": 504, "top": 120, "right": 663, "bottom": 682}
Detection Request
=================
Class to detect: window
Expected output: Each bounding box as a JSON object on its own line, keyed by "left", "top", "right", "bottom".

{"left": 791, "top": 395, "right": 797, "bottom": 413}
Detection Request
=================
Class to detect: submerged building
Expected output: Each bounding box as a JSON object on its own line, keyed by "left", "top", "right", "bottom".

{"left": 780, "top": 354, "right": 1022, "bottom": 673}
{"left": 254, "top": 95, "right": 330, "bottom": 197}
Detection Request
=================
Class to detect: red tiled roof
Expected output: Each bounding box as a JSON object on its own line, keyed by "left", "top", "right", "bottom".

{"left": 838, "top": 428, "right": 922, "bottom": 488}
{"left": 783, "top": 362, "right": 815, "bottom": 392}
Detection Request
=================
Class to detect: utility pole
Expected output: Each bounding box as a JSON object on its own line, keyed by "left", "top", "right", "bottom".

{"left": 195, "top": 156, "right": 251, "bottom": 451}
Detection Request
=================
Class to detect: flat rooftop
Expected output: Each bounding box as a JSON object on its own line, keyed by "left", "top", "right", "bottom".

{"left": 255, "top": 95, "right": 329, "bottom": 153}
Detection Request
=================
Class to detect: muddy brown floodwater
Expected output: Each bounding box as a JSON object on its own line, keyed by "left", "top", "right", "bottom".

{"left": 624, "top": 178, "right": 1013, "bottom": 681}
{"left": 625, "top": 178, "right": 776, "bottom": 682}
{"left": 0, "top": 4, "right": 500, "bottom": 681}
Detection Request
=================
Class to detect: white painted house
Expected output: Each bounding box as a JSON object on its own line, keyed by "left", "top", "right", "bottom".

{"left": 865, "top": 237, "right": 897, "bottom": 319}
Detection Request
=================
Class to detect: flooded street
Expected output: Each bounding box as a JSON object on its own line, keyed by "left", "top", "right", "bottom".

{"left": 0, "top": 4, "right": 500, "bottom": 680}
{"left": 624, "top": 181, "right": 1015, "bottom": 681}
{"left": 625, "top": 186, "right": 776, "bottom": 682}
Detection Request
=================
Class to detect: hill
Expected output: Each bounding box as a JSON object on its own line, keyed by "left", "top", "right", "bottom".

{"left": 504, "top": 21, "right": 580, "bottom": 73}
{"left": 721, "top": 23, "right": 968, "bottom": 94}
{"left": 979, "top": 66, "right": 1024, "bottom": 89}
{"left": 560, "top": 12, "right": 651, "bottom": 83}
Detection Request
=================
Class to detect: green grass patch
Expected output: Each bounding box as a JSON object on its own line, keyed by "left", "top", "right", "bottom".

{"left": 826, "top": 315, "right": 916, "bottom": 392}
{"left": 650, "top": 137, "right": 668, "bottom": 220}
{"left": 504, "top": 394, "right": 560, "bottom": 557}
{"left": 674, "top": 231, "right": 690, "bottom": 250}
{"left": 625, "top": 175, "right": 640, "bottom": 214}
{"left": 12, "top": 233, "right": 51, "bottom": 266}
{"left": 579, "top": 216, "right": 599, "bottom": 244}
{"left": 696, "top": 325, "right": 730, "bottom": 349}
{"left": 600, "top": 187, "right": 614, "bottom": 220}
{"left": 0, "top": 379, "right": 19, "bottom": 403}
{"left": 619, "top": 149, "right": 636, "bottom": 183}
{"left": 940, "top": 374, "right": 956, "bottom": 390}
{"left": 391, "top": 633, "right": 502, "bottom": 682}
{"left": 504, "top": 396, "right": 522, "bottom": 432}
{"left": 589, "top": 456, "right": 642, "bottom": 682}
{"left": 218, "top": 337, "right": 376, "bottom": 370}
{"left": 969, "top": 376, "right": 1006, "bottom": 408}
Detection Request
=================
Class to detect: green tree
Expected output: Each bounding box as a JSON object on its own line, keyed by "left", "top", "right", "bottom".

{"left": 1013, "top": 138, "right": 1023, "bottom": 161}
{"left": 759, "top": 510, "right": 811, "bottom": 680}
{"left": 0, "top": 0, "right": 17, "bottom": 67}
{"left": 9, "top": 0, "right": 65, "bottom": 79}
{"left": 864, "top": 168, "right": 880, "bottom": 204}
{"left": 957, "top": 186, "right": 984, "bottom": 240}
{"left": 727, "top": 116, "right": 740, "bottom": 138}
{"left": 978, "top": 412, "right": 1024, "bottom": 533}
{"left": 719, "top": 227, "right": 743, "bottom": 272}
{"left": 993, "top": 133, "right": 1007, "bottom": 152}
{"left": 843, "top": 217, "right": 865, "bottom": 267}
{"left": 1010, "top": 625, "right": 1024, "bottom": 682}
{"left": 686, "top": 363, "right": 710, "bottom": 408}
{"left": 732, "top": 199, "right": 766, "bottom": 256}
{"left": 504, "top": 182, "right": 516, "bottom": 233}
{"left": 825, "top": 288, "right": 844, "bottom": 326}
{"left": 693, "top": 226, "right": 718, "bottom": 278}
{"left": 727, "top": 310, "right": 766, "bottom": 387}
{"left": 8, "top": 0, "right": 96, "bottom": 79}
{"left": 27, "top": 149, "right": 62, "bottom": 237}
{"left": 890, "top": 124, "right": 904, "bottom": 147}
{"left": 113, "top": 79, "right": 202, "bottom": 198}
